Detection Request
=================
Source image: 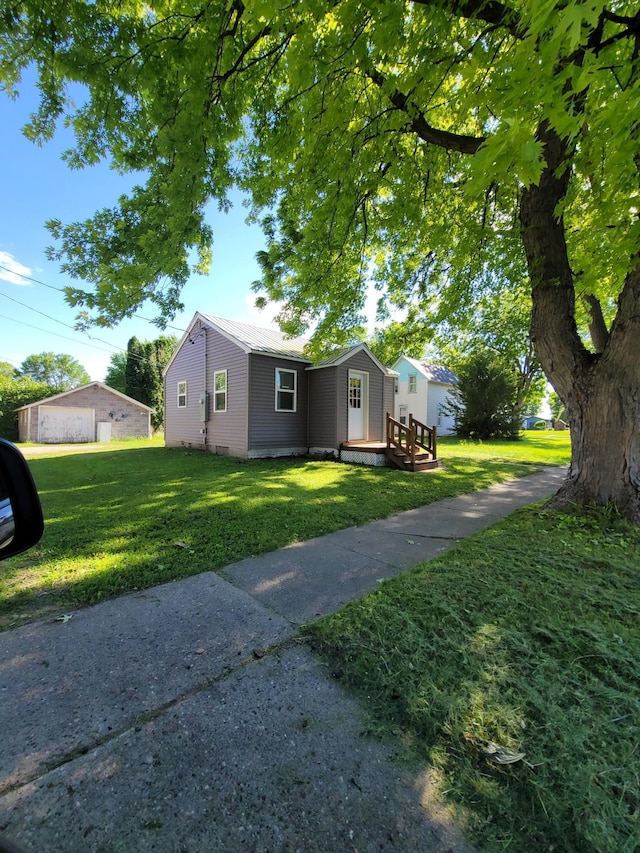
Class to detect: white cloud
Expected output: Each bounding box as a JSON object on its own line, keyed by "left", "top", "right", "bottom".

{"left": 0, "top": 251, "right": 32, "bottom": 285}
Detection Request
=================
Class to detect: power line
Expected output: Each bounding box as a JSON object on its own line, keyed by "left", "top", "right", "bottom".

{"left": 0, "top": 264, "right": 64, "bottom": 292}
{"left": 0, "top": 313, "right": 117, "bottom": 353}
{"left": 0, "top": 263, "right": 188, "bottom": 334}
{"left": 0, "top": 288, "right": 121, "bottom": 348}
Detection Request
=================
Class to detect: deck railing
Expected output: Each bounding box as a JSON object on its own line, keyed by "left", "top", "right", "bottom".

{"left": 387, "top": 414, "right": 417, "bottom": 467}
{"left": 410, "top": 414, "right": 437, "bottom": 460}
{"left": 386, "top": 413, "right": 437, "bottom": 465}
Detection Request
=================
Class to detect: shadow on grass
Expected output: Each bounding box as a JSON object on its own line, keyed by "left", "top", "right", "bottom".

{"left": 2, "top": 445, "right": 557, "bottom": 625}
{"left": 305, "top": 506, "right": 640, "bottom": 853}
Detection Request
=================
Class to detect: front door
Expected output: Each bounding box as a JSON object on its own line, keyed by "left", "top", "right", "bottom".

{"left": 348, "top": 371, "right": 367, "bottom": 440}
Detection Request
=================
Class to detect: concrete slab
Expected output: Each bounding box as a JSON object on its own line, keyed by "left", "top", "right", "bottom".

{"left": 0, "top": 572, "right": 292, "bottom": 794}
{"left": 0, "top": 646, "right": 472, "bottom": 853}
{"left": 226, "top": 467, "right": 567, "bottom": 624}
{"left": 0, "top": 467, "right": 567, "bottom": 852}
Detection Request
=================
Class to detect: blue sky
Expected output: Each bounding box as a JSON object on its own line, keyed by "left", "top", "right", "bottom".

{"left": 0, "top": 79, "right": 277, "bottom": 381}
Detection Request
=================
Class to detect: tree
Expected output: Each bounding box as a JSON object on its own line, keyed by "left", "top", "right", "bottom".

{"left": 549, "top": 392, "right": 567, "bottom": 425}
{"left": 0, "top": 362, "right": 17, "bottom": 381}
{"left": 124, "top": 336, "right": 177, "bottom": 430}
{"left": 104, "top": 352, "right": 127, "bottom": 394}
{"left": 435, "top": 279, "right": 546, "bottom": 425}
{"left": 19, "top": 353, "right": 90, "bottom": 390}
{"left": 446, "top": 352, "right": 520, "bottom": 440}
{"left": 124, "top": 337, "right": 146, "bottom": 406}
{"left": 0, "top": 376, "right": 62, "bottom": 440}
{"left": 1, "top": 2, "right": 639, "bottom": 519}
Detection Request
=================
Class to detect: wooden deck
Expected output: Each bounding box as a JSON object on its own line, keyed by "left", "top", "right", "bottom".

{"left": 340, "top": 440, "right": 388, "bottom": 452}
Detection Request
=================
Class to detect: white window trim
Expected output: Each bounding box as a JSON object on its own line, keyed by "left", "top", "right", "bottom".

{"left": 213, "top": 370, "right": 227, "bottom": 413}
{"left": 348, "top": 369, "right": 369, "bottom": 439}
{"left": 177, "top": 381, "right": 187, "bottom": 408}
{"left": 275, "top": 368, "right": 297, "bottom": 412}
{"left": 408, "top": 374, "right": 417, "bottom": 393}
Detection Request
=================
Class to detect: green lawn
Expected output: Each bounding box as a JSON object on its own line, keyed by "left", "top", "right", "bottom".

{"left": 2, "top": 432, "right": 568, "bottom": 628}
{"left": 306, "top": 505, "right": 640, "bottom": 852}
{"left": 5, "top": 431, "right": 637, "bottom": 850}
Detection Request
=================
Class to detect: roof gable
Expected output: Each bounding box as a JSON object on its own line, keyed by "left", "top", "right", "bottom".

{"left": 15, "top": 382, "right": 154, "bottom": 412}
{"left": 308, "top": 342, "right": 396, "bottom": 375}
{"left": 164, "top": 312, "right": 312, "bottom": 375}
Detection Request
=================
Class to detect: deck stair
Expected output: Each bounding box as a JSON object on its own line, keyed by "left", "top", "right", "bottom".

{"left": 386, "top": 413, "right": 439, "bottom": 472}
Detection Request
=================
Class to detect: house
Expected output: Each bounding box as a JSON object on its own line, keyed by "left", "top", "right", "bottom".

{"left": 392, "top": 356, "right": 458, "bottom": 436}
{"left": 16, "top": 382, "right": 153, "bottom": 443}
{"left": 522, "top": 415, "right": 554, "bottom": 430}
{"left": 163, "top": 313, "right": 396, "bottom": 463}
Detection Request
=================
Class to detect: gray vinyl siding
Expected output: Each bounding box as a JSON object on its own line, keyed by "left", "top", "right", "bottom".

{"left": 165, "top": 322, "right": 250, "bottom": 455}
{"left": 205, "top": 327, "right": 249, "bottom": 456}
{"left": 336, "top": 350, "right": 386, "bottom": 443}
{"left": 164, "top": 326, "right": 209, "bottom": 449}
{"left": 308, "top": 368, "right": 338, "bottom": 449}
{"left": 247, "top": 354, "right": 308, "bottom": 451}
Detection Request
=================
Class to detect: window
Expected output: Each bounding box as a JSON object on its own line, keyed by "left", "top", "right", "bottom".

{"left": 437, "top": 405, "right": 444, "bottom": 427}
{"left": 408, "top": 374, "right": 417, "bottom": 393}
{"left": 349, "top": 375, "right": 362, "bottom": 409}
{"left": 399, "top": 405, "right": 407, "bottom": 425}
{"left": 177, "top": 381, "right": 187, "bottom": 408}
{"left": 275, "top": 368, "right": 297, "bottom": 412}
{"left": 214, "top": 370, "right": 227, "bottom": 412}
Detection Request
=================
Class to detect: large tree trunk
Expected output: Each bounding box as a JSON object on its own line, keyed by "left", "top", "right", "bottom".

{"left": 520, "top": 123, "right": 640, "bottom": 523}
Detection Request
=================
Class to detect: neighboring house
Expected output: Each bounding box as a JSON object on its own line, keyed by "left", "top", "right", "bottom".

{"left": 392, "top": 356, "right": 458, "bottom": 436}
{"left": 163, "top": 313, "right": 396, "bottom": 461}
{"left": 16, "top": 383, "right": 153, "bottom": 443}
{"left": 522, "top": 415, "right": 554, "bottom": 430}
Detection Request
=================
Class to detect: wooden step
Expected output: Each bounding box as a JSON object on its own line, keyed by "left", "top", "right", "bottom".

{"left": 385, "top": 447, "right": 438, "bottom": 472}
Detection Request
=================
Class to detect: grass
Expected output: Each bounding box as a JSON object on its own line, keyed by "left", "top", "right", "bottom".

{"left": 305, "top": 505, "right": 640, "bottom": 852}
{"left": 1, "top": 432, "right": 568, "bottom": 628}
{"left": 6, "top": 431, "right": 637, "bottom": 849}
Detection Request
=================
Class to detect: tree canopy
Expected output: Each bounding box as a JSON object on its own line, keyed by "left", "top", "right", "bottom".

{"left": 104, "top": 351, "right": 127, "bottom": 394}
{"left": 19, "top": 352, "right": 90, "bottom": 390}
{"left": 123, "top": 336, "right": 177, "bottom": 430}
{"left": 1, "top": 0, "right": 639, "bottom": 517}
{"left": 0, "top": 376, "right": 62, "bottom": 440}
{"left": 445, "top": 351, "right": 522, "bottom": 440}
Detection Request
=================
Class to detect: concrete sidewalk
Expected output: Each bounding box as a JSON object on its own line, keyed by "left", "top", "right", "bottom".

{"left": 0, "top": 467, "right": 565, "bottom": 852}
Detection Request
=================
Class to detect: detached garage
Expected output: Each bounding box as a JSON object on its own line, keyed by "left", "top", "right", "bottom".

{"left": 16, "top": 382, "right": 153, "bottom": 444}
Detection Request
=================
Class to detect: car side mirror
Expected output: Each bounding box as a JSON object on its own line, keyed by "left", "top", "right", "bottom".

{"left": 0, "top": 439, "right": 44, "bottom": 561}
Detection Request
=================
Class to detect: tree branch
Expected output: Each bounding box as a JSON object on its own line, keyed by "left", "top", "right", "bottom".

{"left": 411, "top": 0, "right": 523, "bottom": 38}
{"left": 582, "top": 293, "right": 610, "bottom": 353}
{"left": 368, "top": 70, "right": 484, "bottom": 154}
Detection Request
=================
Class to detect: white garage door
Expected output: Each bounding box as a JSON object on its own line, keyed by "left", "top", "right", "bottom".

{"left": 38, "top": 406, "right": 95, "bottom": 443}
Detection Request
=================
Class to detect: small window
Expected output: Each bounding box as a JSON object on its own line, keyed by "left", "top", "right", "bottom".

{"left": 437, "top": 405, "right": 444, "bottom": 427}
{"left": 275, "top": 368, "right": 297, "bottom": 412}
{"left": 177, "top": 381, "right": 187, "bottom": 408}
{"left": 408, "top": 374, "right": 417, "bottom": 393}
{"left": 399, "top": 405, "right": 408, "bottom": 425}
{"left": 214, "top": 370, "right": 227, "bottom": 412}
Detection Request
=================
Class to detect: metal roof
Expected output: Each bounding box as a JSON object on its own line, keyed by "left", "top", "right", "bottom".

{"left": 420, "top": 363, "right": 458, "bottom": 384}
{"left": 199, "top": 314, "right": 311, "bottom": 360}
{"left": 395, "top": 356, "right": 458, "bottom": 385}
{"left": 309, "top": 342, "right": 398, "bottom": 375}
